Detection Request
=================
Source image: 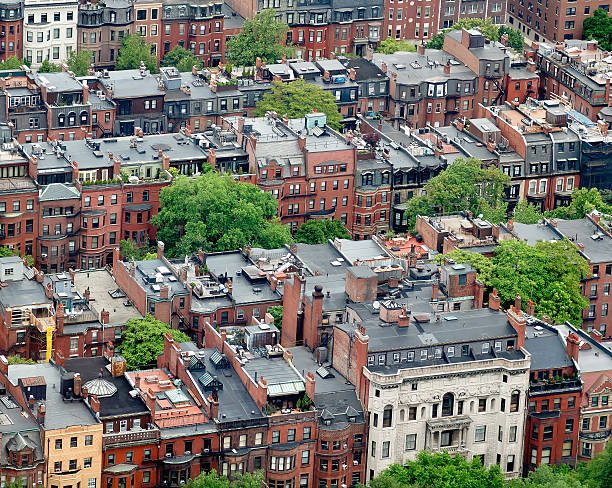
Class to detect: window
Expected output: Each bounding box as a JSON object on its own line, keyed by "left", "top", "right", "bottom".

{"left": 566, "top": 418, "right": 574, "bottom": 433}
{"left": 55, "top": 439, "right": 62, "bottom": 450}
{"left": 382, "top": 405, "right": 393, "bottom": 427}
{"left": 510, "top": 391, "right": 520, "bottom": 412}
{"left": 302, "top": 450, "right": 310, "bottom": 465}
{"left": 601, "top": 416, "right": 608, "bottom": 429}
{"left": 272, "top": 431, "right": 280, "bottom": 443}
{"left": 507, "top": 455, "right": 515, "bottom": 473}
{"left": 478, "top": 398, "right": 487, "bottom": 412}
{"left": 303, "top": 426, "right": 311, "bottom": 440}
{"left": 371, "top": 441, "right": 376, "bottom": 457}
{"left": 405, "top": 434, "right": 416, "bottom": 450}
{"left": 475, "top": 425, "right": 486, "bottom": 442}
{"left": 382, "top": 441, "right": 390, "bottom": 458}
{"left": 85, "top": 435, "right": 93, "bottom": 446}
{"left": 509, "top": 425, "right": 517, "bottom": 442}
{"left": 541, "top": 447, "right": 551, "bottom": 465}
{"left": 543, "top": 426, "right": 553, "bottom": 441}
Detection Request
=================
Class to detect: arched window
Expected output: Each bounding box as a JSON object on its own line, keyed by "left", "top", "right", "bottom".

{"left": 470, "top": 400, "right": 475, "bottom": 413}
{"left": 442, "top": 393, "right": 454, "bottom": 417}
{"left": 80, "top": 110, "right": 88, "bottom": 125}
{"left": 67, "top": 112, "right": 76, "bottom": 126}
{"left": 382, "top": 405, "right": 393, "bottom": 428}
{"left": 491, "top": 398, "right": 496, "bottom": 411}
{"left": 58, "top": 113, "right": 65, "bottom": 127}
{"left": 399, "top": 409, "right": 405, "bottom": 422}
{"left": 510, "top": 390, "right": 520, "bottom": 412}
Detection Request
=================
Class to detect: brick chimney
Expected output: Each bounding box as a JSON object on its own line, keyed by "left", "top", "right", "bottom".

{"left": 398, "top": 305, "right": 410, "bottom": 327}
{"left": 365, "top": 45, "right": 373, "bottom": 61}
{"left": 417, "top": 44, "right": 425, "bottom": 55}
{"left": 37, "top": 403, "right": 45, "bottom": 425}
{"left": 45, "top": 283, "right": 53, "bottom": 299}
{"left": 159, "top": 284, "right": 169, "bottom": 299}
{"left": 0, "top": 355, "right": 8, "bottom": 376}
{"left": 590, "top": 329, "right": 603, "bottom": 343}
{"left": 157, "top": 241, "right": 165, "bottom": 259}
{"left": 432, "top": 283, "right": 439, "bottom": 301}
{"left": 100, "top": 309, "right": 110, "bottom": 324}
{"left": 73, "top": 372, "right": 82, "bottom": 396}
{"left": 381, "top": 62, "right": 387, "bottom": 73}
{"left": 349, "top": 68, "right": 356, "bottom": 81}
{"left": 566, "top": 332, "right": 580, "bottom": 362}
{"left": 527, "top": 61, "right": 536, "bottom": 72}
{"left": 113, "top": 157, "right": 121, "bottom": 179}
{"left": 135, "top": 375, "right": 141, "bottom": 389}
{"left": 443, "top": 61, "right": 451, "bottom": 75}
{"left": 304, "top": 372, "right": 316, "bottom": 402}
{"left": 323, "top": 70, "right": 330, "bottom": 82}
{"left": 90, "top": 395, "right": 100, "bottom": 415}
{"left": 507, "top": 306, "right": 526, "bottom": 350}
{"left": 525, "top": 299, "right": 535, "bottom": 316}
{"left": 473, "top": 280, "right": 484, "bottom": 309}
{"left": 84, "top": 286, "right": 90, "bottom": 303}
{"left": 514, "top": 293, "right": 522, "bottom": 312}
{"left": 207, "top": 394, "right": 219, "bottom": 420}
{"left": 56, "top": 303, "right": 65, "bottom": 335}
{"left": 162, "top": 153, "right": 170, "bottom": 171}
{"left": 489, "top": 289, "right": 501, "bottom": 310}
{"left": 298, "top": 135, "right": 306, "bottom": 151}
{"left": 208, "top": 148, "right": 216, "bottom": 168}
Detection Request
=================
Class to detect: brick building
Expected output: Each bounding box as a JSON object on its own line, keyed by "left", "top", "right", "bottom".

{"left": 0, "top": 0, "right": 24, "bottom": 63}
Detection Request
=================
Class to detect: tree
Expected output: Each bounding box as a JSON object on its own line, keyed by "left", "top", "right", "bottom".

{"left": 187, "top": 469, "right": 264, "bottom": 488}
{"left": 294, "top": 219, "right": 350, "bottom": 245}
{"left": 116, "top": 34, "right": 158, "bottom": 73}
{"left": 38, "top": 59, "right": 62, "bottom": 73}
{"left": 6, "top": 355, "right": 36, "bottom": 365}
{"left": 0, "top": 56, "right": 25, "bottom": 70}
{"left": 226, "top": 9, "right": 293, "bottom": 66}
{"left": 577, "top": 442, "right": 612, "bottom": 488}
{"left": 547, "top": 188, "right": 612, "bottom": 220}
{"left": 402, "top": 195, "right": 434, "bottom": 233}
{"left": 426, "top": 18, "right": 524, "bottom": 52}
{"left": 499, "top": 25, "right": 526, "bottom": 52}
{"left": 119, "top": 314, "right": 191, "bottom": 370}
{"left": 268, "top": 306, "right": 283, "bottom": 335}
{"left": 376, "top": 38, "right": 417, "bottom": 54}
{"left": 66, "top": 49, "right": 93, "bottom": 76}
{"left": 583, "top": 9, "right": 612, "bottom": 51}
{"left": 161, "top": 46, "right": 203, "bottom": 72}
{"left": 513, "top": 200, "right": 544, "bottom": 224}
{"left": 477, "top": 200, "right": 509, "bottom": 225}
{"left": 424, "top": 157, "right": 510, "bottom": 214}
{"left": 119, "top": 238, "right": 157, "bottom": 261}
{"left": 366, "top": 453, "right": 504, "bottom": 488}
{"left": 152, "top": 173, "right": 292, "bottom": 257}
{"left": 490, "top": 239, "right": 589, "bottom": 324}
{"left": 438, "top": 249, "right": 496, "bottom": 287}
{"left": 254, "top": 79, "right": 343, "bottom": 130}
{"left": 363, "top": 131, "right": 381, "bottom": 150}
{"left": 506, "top": 465, "right": 585, "bottom": 488}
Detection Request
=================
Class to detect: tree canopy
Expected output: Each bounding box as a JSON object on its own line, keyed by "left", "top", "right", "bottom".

{"left": 152, "top": 173, "right": 292, "bottom": 257}
{"left": 161, "top": 46, "right": 203, "bottom": 72}
{"left": 376, "top": 38, "right": 417, "bottom": 54}
{"left": 506, "top": 465, "right": 586, "bottom": 488}
{"left": 66, "top": 49, "right": 93, "bottom": 76}
{"left": 426, "top": 19, "right": 524, "bottom": 51}
{"left": 119, "top": 315, "right": 190, "bottom": 370}
{"left": 226, "top": 9, "right": 293, "bottom": 66}
{"left": 187, "top": 469, "right": 264, "bottom": 488}
{"left": 424, "top": 157, "right": 510, "bottom": 214}
{"left": 446, "top": 238, "right": 589, "bottom": 324}
{"left": 583, "top": 9, "right": 612, "bottom": 51}
{"left": 512, "top": 200, "right": 545, "bottom": 224}
{"left": 294, "top": 219, "right": 351, "bottom": 244}
{"left": 116, "top": 34, "right": 158, "bottom": 73}
{"left": 38, "top": 59, "right": 62, "bottom": 73}
{"left": 0, "top": 56, "right": 27, "bottom": 70}
{"left": 119, "top": 238, "right": 157, "bottom": 261}
{"left": 254, "top": 79, "right": 343, "bottom": 130}
{"left": 268, "top": 305, "right": 283, "bottom": 335}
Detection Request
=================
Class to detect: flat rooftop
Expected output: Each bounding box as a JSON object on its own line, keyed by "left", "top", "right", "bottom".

{"left": 556, "top": 218, "right": 612, "bottom": 264}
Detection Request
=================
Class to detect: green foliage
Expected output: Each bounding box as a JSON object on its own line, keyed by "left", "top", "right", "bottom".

{"left": 402, "top": 195, "right": 434, "bottom": 233}
{"left": 168, "top": 167, "right": 180, "bottom": 178}
{"left": 268, "top": 305, "right": 283, "bottom": 334}
{"left": 119, "top": 238, "right": 156, "bottom": 261}
{"left": 187, "top": 469, "right": 264, "bottom": 488}
{"left": 255, "top": 79, "right": 343, "bottom": 130}
{"left": 438, "top": 249, "right": 496, "bottom": 287}
{"left": 0, "top": 247, "right": 32, "bottom": 267}
{"left": 513, "top": 200, "right": 544, "bottom": 224}
{"left": 506, "top": 465, "right": 585, "bottom": 488}
{"left": 294, "top": 219, "right": 350, "bottom": 244}
{"left": 426, "top": 19, "right": 524, "bottom": 52}
{"left": 424, "top": 157, "right": 510, "bottom": 214}
{"left": 583, "top": 9, "right": 612, "bottom": 51}
{"left": 547, "top": 188, "right": 612, "bottom": 220}
{"left": 478, "top": 200, "right": 509, "bottom": 225}
{"left": 600, "top": 189, "right": 612, "bottom": 205}
{"left": 0, "top": 56, "right": 26, "bottom": 70}
{"left": 38, "top": 59, "right": 62, "bottom": 73}
{"left": 577, "top": 442, "right": 612, "bottom": 488}
{"left": 67, "top": 49, "right": 93, "bottom": 76}
{"left": 152, "top": 173, "right": 292, "bottom": 257}
{"left": 226, "top": 9, "right": 293, "bottom": 66}
{"left": 161, "top": 46, "right": 203, "bottom": 72}
{"left": 116, "top": 34, "right": 158, "bottom": 73}
{"left": 297, "top": 392, "right": 313, "bottom": 410}
{"left": 6, "top": 355, "right": 36, "bottom": 365}
{"left": 369, "top": 453, "right": 504, "bottom": 488}
{"left": 376, "top": 38, "right": 417, "bottom": 54}
{"left": 119, "top": 314, "right": 191, "bottom": 370}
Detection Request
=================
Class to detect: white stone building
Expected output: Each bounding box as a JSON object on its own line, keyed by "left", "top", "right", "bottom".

{"left": 23, "top": 0, "right": 78, "bottom": 68}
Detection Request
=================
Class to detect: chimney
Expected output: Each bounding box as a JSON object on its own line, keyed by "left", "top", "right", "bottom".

{"left": 417, "top": 44, "right": 425, "bottom": 55}
{"left": 208, "top": 148, "right": 216, "bottom": 168}
{"left": 443, "top": 61, "right": 451, "bottom": 75}
{"left": 525, "top": 299, "right": 535, "bottom": 316}
{"left": 388, "top": 277, "right": 399, "bottom": 288}
{"left": 566, "top": 332, "right": 580, "bottom": 362}
{"left": 135, "top": 375, "right": 141, "bottom": 389}
{"left": 45, "top": 282, "right": 53, "bottom": 299}
{"left": 506, "top": 219, "right": 514, "bottom": 232}
{"left": 0, "top": 355, "right": 8, "bottom": 376}
{"left": 113, "top": 157, "right": 121, "bottom": 179}
{"left": 90, "top": 394, "right": 100, "bottom": 415}
{"left": 82, "top": 386, "right": 88, "bottom": 399}
{"left": 100, "top": 309, "right": 110, "bottom": 324}
{"left": 179, "top": 266, "right": 187, "bottom": 283}
{"left": 159, "top": 284, "right": 169, "bottom": 299}
{"left": 270, "top": 275, "right": 278, "bottom": 292}
{"left": 282, "top": 54, "right": 287, "bottom": 64}
{"left": 162, "top": 153, "right": 170, "bottom": 171}
{"left": 507, "top": 306, "right": 526, "bottom": 350}
{"left": 157, "top": 241, "right": 165, "bottom": 259}
{"left": 84, "top": 287, "right": 90, "bottom": 303}
{"left": 489, "top": 289, "right": 501, "bottom": 310}
{"left": 298, "top": 135, "right": 306, "bottom": 151}
{"left": 381, "top": 62, "right": 387, "bottom": 73}
{"left": 514, "top": 293, "right": 522, "bottom": 312}
{"left": 590, "top": 329, "right": 603, "bottom": 343}
{"left": 398, "top": 306, "right": 410, "bottom": 327}
{"left": 256, "top": 57, "right": 262, "bottom": 69}
{"left": 111, "top": 356, "right": 127, "bottom": 376}
{"left": 323, "top": 70, "right": 330, "bottom": 82}
{"left": 432, "top": 283, "right": 439, "bottom": 301}
{"left": 192, "top": 65, "right": 198, "bottom": 75}
{"left": 208, "top": 394, "right": 219, "bottom": 420}
{"left": 227, "top": 278, "right": 232, "bottom": 296}
{"left": 237, "top": 116, "right": 245, "bottom": 133}
{"left": 305, "top": 372, "right": 315, "bottom": 401}
{"left": 576, "top": 242, "right": 585, "bottom": 252}
{"left": 365, "top": 45, "right": 374, "bottom": 61}
{"left": 35, "top": 270, "right": 44, "bottom": 283}
{"left": 37, "top": 403, "right": 45, "bottom": 425}
{"left": 349, "top": 68, "right": 356, "bottom": 81}
{"left": 474, "top": 279, "right": 484, "bottom": 309}
{"left": 72, "top": 161, "right": 78, "bottom": 182}
{"left": 501, "top": 33, "right": 509, "bottom": 47}
{"left": 56, "top": 303, "right": 65, "bottom": 335}
{"left": 28, "top": 394, "right": 34, "bottom": 409}
{"left": 73, "top": 372, "right": 82, "bottom": 396}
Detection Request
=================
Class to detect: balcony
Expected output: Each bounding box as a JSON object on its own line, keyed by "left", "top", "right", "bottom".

{"left": 529, "top": 378, "right": 582, "bottom": 396}
{"left": 103, "top": 428, "right": 160, "bottom": 448}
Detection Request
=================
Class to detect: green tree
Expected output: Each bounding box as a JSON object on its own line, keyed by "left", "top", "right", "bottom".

{"left": 426, "top": 18, "right": 524, "bottom": 51}
{"left": 506, "top": 465, "right": 584, "bottom": 488}
{"left": 367, "top": 453, "right": 504, "bottom": 488}
{"left": 152, "top": 173, "right": 292, "bottom": 257}
{"left": 402, "top": 195, "right": 434, "bottom": 233}
{"left": 426, "top": 33, "right": 445, "bottom": 50}
{"left": 6, "top": 355, "right": 36, "bottom": 365}
{"left": 499, "top": 25, "right": 526, "bottom": 52}
{"left": 547, "top": 188, "right": 612, "bottom": 220}
{"left": 512, "top": 200, "right": 544, "bottom": 224}
{"left": 577, "top": 442, "right": 612, "bottom": 488}
{"left": 66, "top": 49, "right": 93, "bottom": 76}
{"left": 478, "top": 200, "right": 509, "bottom": 224}
{"left": 491, "top": 239, "right": 589, "bottom": 324}
{"left": 0, "top": 56, "right": 25, "bottom": 70}
{"left": 187, "top": 469, "right": 264, "bottom": 488}
{"left": 294, "top": 219, "right": 350, "bottom": 245}
{"left": 268, "top": 305, "right": 283, "bottom": 335}
{"left": 161, "top": 46, "right": 203, "bottom": 72}
{"left": 119, "top": 314, "right": 191, "bottom": 370}
{"left": 119, "top": 238, "right": 157, "bottom": 261}
{"left": 226, "top": 9, "right": 293, "bottom": 66}
{"left": 116, "top": 34, "right": 158, "bottom": 73}
{"left": 254, "top": 79, "right": 343, "bottom": 130}
{"left": 424, "top": 157, "right": 510, "bottom": 214}
{"left": 583, "top": 9, "right": 612, "bottom": 51}
{"left": 438, "top": 249, "right": 496, "bottom": 287}
{"left": 376, "top": 38, "right": 417, "bottom": 54}
{"left": 600, "top": 189, "right": 612, "bottom": 205}
{"left": 38, "top": 59, "right": 62, "bottom": 73}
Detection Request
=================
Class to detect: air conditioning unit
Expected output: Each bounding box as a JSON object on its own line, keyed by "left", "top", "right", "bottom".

{"left": 41, "top": 253, "right": 47, "bottom": 259}
{"left": 353, "top": 460, "right": 359, "bottom": 465}
{"left": 203, "top": 448, "right": 210, "bottom": 453}
{"left": 185, "top": 451, "right": 191, "bottom": 455}
{"left": 165, "top": 453, "right": 172, "bottom": 457}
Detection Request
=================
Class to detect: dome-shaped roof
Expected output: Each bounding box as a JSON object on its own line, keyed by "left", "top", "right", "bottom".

{"left": 84, "top": 377, "right": 117, "bottom": 398}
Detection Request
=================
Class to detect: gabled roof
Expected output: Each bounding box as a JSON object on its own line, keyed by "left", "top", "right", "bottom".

{"left": 39, "top": 183, "right": 80, "bottom": 202}
{"left": 6, "top": 432, "right": 37, "bottom": 452}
